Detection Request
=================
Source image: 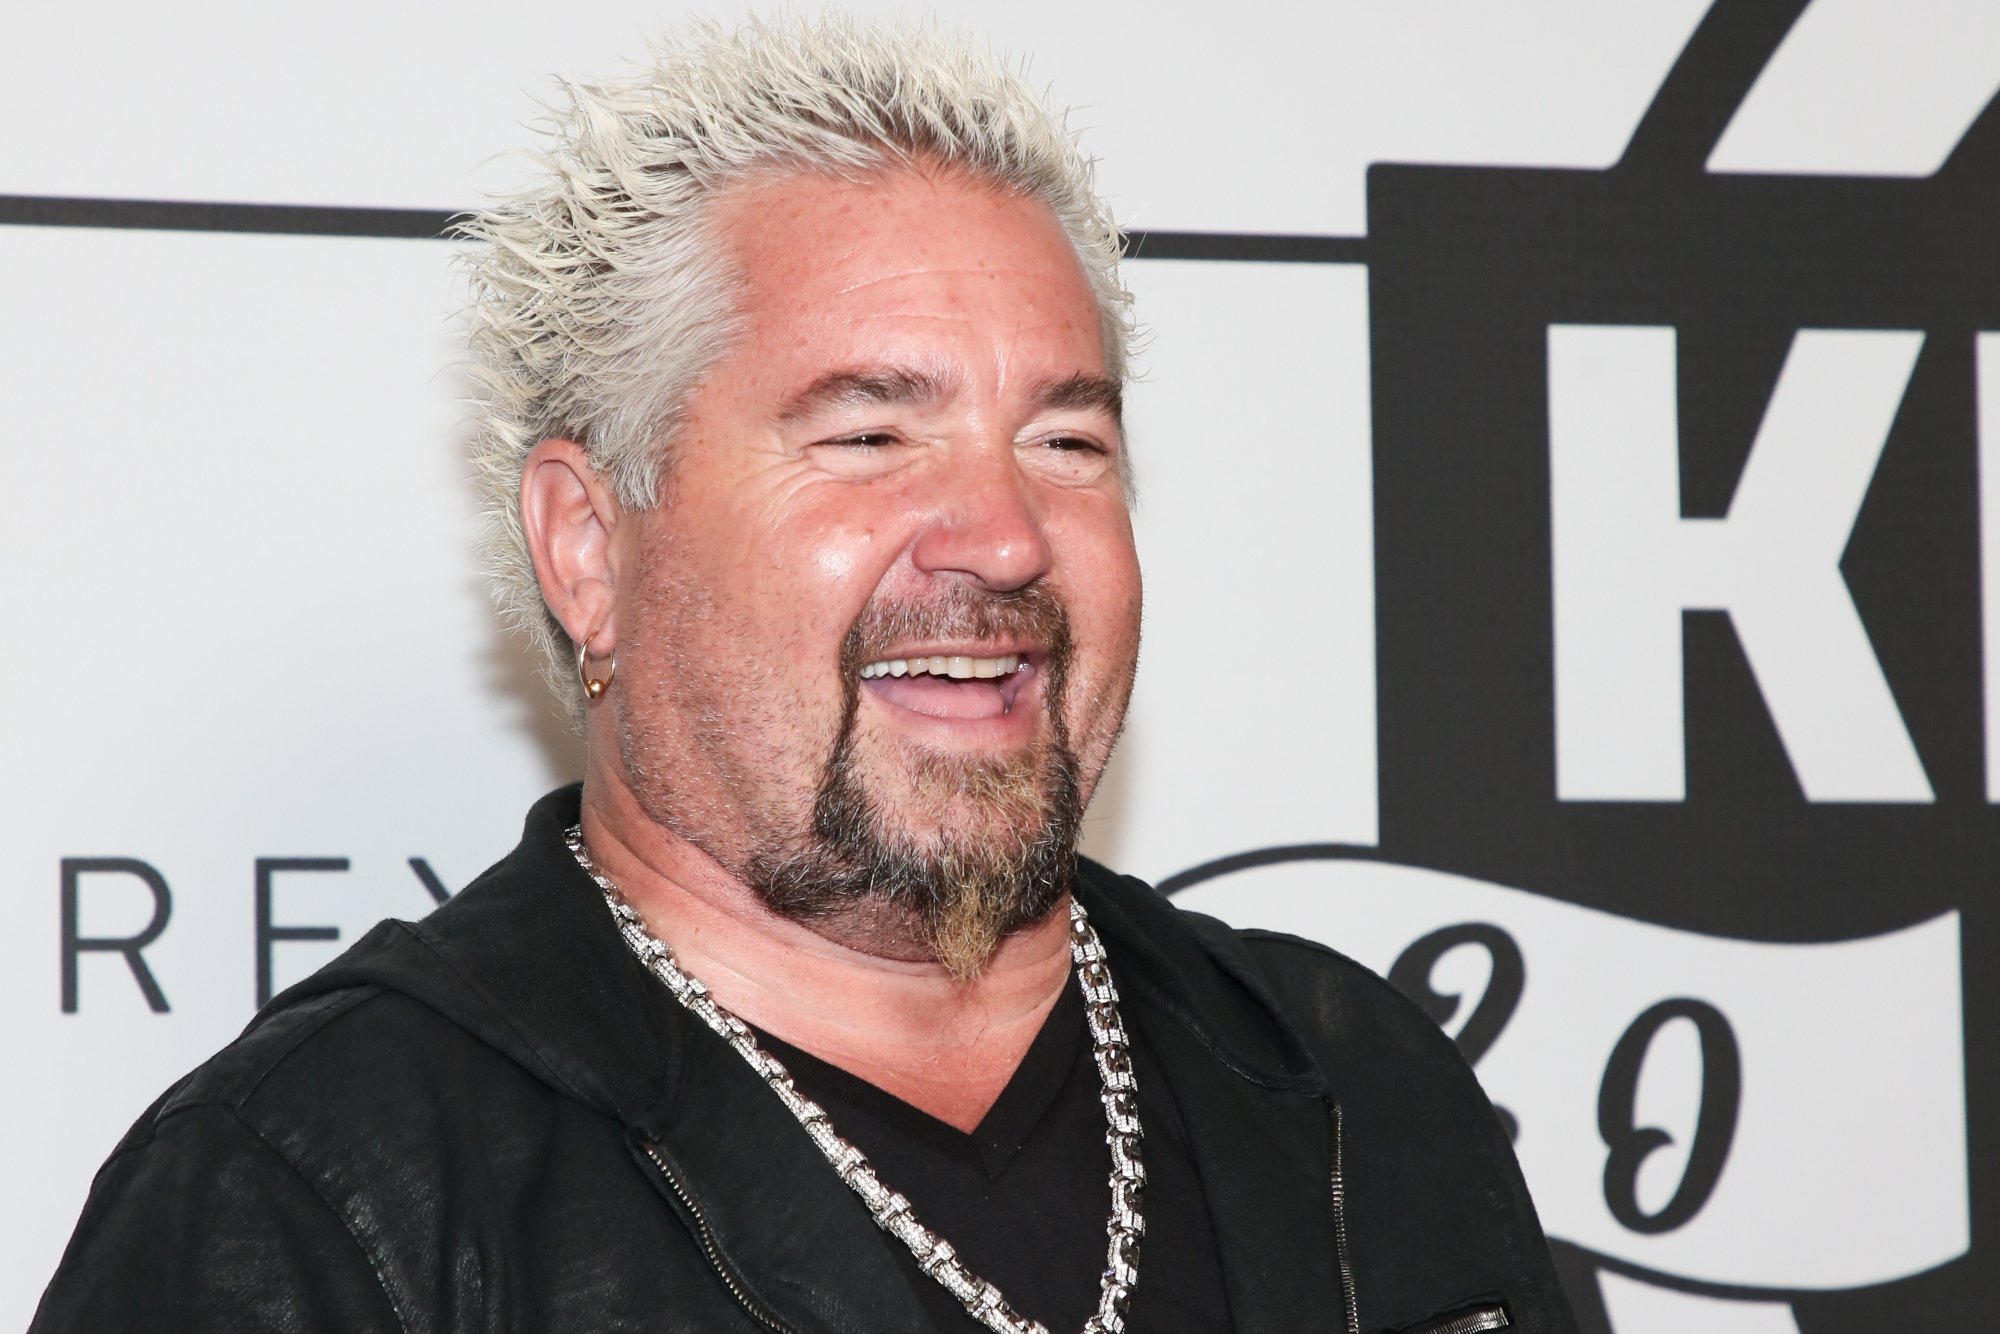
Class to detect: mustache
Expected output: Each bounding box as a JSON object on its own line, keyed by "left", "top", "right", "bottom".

{"left": 839, "top": 583, "right": 1074, "bottom": 682}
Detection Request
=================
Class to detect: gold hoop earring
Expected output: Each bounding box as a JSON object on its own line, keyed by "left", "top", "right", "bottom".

{"left": 576, "top": 634, "right": 616, "bottom": 702}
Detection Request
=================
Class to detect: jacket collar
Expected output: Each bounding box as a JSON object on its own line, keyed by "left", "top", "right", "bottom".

{"left": 1070, "top": 858, "right": 1330, "bottom": 1096}
{"left": 283, "top": 784, "right": 1344, "bottom": 1332}
{"left": 1070, "top": 860, "right": 1348, "bottom": 1332}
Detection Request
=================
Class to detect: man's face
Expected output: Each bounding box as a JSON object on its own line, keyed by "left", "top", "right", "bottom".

{"left": 608, "top": 165, "right": 1141, "bottom": 971}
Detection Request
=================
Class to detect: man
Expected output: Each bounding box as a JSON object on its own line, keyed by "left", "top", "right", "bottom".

{"left": 35, "top": 18, "right": 1574, "bottom": 1334}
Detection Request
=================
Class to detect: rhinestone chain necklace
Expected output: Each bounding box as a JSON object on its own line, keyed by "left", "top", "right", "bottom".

{"left": 565, "top": 826, "right": 1147, "bottom": 1334}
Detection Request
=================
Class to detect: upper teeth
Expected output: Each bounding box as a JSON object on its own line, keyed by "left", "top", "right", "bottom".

{"left": 860, "top": 654, "right": 1025, "bottom": 680}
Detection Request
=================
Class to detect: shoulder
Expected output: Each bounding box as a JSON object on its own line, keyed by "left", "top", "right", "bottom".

{"left": 127, "top": 985, "right": 388, "bottom": 1149}
{"left": 1081, "top": 855, "right": 1466, "bottom": 1068}
{"left": 116, "top": 946, "right": 552, "bottom": 1190}
{"left": 1075, "top": 859, "right": 1480, "bottom": 1100}
{"left": 34, "top": 988, "right": 420, "bottom": 1332}
{"left": 1178, "top": 908, "right": 1384, "bottom": 1011}
{"left": 41, "top": 971, "right": 571, "bottom": 1332}
{"left": 1197, "top": 914, "right": 1488, "bottom": 1092}
{"left": 143, "top": 980, "right": 466, "bottom": 1132}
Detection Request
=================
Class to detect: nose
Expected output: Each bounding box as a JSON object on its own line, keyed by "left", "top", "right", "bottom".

{"left": 909, "top": 443, "right": 1055, "bottom": 593}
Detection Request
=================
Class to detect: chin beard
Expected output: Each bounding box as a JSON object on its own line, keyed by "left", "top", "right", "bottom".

{"left": 747, "top": 585, "right": 1083, "bottom": 980}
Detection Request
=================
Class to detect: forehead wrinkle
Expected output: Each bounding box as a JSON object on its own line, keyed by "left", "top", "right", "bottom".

{"left": 830, "top": 260, "right": 1052, "bottom": 298}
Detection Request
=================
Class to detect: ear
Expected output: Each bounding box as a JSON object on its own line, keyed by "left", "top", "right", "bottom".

{"left": 519, "top": 439, "right": 623, "bottom": 653}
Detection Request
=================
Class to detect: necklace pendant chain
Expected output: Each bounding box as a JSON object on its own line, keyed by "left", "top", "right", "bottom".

{"left": 565, "top": 825, "right": 1146, "bottom": 1334}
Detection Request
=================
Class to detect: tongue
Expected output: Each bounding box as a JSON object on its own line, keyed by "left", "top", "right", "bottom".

{"left": 865, "top": 673, "right": 1009, "bottom": 721}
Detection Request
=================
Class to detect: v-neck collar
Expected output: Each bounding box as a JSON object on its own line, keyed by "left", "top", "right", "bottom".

{"left": 759, "top": 969, "right": 1086, "bottom": 1182}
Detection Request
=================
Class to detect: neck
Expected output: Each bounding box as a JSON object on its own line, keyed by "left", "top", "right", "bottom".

{"left": 578, "top": 769, "right": 1074, "bottom": 1133}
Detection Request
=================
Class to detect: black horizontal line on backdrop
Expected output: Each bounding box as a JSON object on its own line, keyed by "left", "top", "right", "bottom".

{"left": 1124, "top": 230, "right": 1368, "bottom": 264}
{"left": 0, "top": 193, "right": 1368, "bottom": 263}
{"left": 0, "top": 194, "right": 464, "bottom": 239}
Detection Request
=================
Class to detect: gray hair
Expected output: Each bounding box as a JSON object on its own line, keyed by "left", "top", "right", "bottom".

{"left": 458, "top": 15, "right": 1134, "bottom": 718}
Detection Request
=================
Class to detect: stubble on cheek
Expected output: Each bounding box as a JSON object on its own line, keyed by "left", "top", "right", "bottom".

{"left": 607, "top": 523, "right": 844, "bottom": 878}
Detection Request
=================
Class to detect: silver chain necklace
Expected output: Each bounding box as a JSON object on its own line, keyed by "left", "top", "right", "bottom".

{"left": 565, "top": 825, "right": 1146, "bottom": 1334}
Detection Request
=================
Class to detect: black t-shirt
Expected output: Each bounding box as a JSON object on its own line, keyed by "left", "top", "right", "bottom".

{"left": 760, "top": 971, "right": 1233, "bottom": 1332}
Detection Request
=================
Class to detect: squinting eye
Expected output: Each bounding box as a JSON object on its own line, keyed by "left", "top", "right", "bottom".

{"left": 828, "top": 432, "right": 899, "bottom": 448}
{"left": 1022, "top": 433, "right": 1117, "bottom": 485}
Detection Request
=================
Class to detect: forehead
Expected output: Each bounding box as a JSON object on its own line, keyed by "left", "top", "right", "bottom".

{"left": 706, "top": 165, "right": 1108, "bottom": 389}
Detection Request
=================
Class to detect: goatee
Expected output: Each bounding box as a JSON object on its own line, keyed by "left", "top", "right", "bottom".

{"left": 748, "top": 584, "right": 1082, "bottom": 979}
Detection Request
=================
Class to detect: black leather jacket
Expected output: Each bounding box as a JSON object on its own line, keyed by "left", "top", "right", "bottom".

{"left": 33, "top": 787, "right": 1576, "bottom": 1333}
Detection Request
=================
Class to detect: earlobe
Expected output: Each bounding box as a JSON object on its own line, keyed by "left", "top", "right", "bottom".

{"left": 519, "top": 438, "right": 622, "bottom": 655}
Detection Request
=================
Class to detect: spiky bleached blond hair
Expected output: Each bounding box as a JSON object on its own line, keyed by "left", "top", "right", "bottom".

{"left": 458, "top": 15, "right": 1133, "bottom": 718}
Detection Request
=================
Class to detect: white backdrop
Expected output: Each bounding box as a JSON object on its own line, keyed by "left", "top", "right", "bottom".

{"left": 5, "top": 3, "right": 1995, "bottom": 1331}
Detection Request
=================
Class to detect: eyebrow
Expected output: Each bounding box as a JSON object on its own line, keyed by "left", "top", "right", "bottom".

{"left": 1032, "top": 373, "right": 1124, "bottom": 427}
{"left": 774, "top": 366, "right": 1124, "bottom": 429}
{"left": 775, "top": 367, "right": 952, "bottom": 423}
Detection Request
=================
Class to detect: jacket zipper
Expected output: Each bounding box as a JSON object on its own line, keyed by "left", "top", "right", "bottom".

{"left": 1329, "top": 1099, "right": 1361, "bottom": 1334}
{"left": 1415, "top": 1308, "right": 1510, "bottom": 1334}
{"left": 641, "top": 1143, "right": 803, "bottom": 1334}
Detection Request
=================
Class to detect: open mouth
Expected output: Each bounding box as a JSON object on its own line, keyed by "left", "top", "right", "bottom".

{"left": 857, "top": 652, "right": 1037, "bottom": 722}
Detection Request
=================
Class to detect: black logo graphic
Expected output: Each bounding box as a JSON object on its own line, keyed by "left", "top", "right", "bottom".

{"left": 1170, "top": 3, "right": 1999, "bottom": 1329}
